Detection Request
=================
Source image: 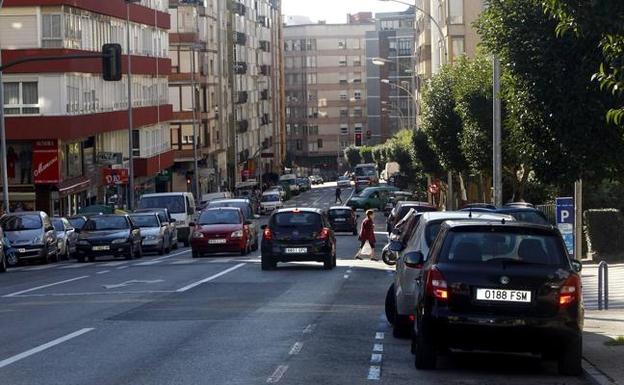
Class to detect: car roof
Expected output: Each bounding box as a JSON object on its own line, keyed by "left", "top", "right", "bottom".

{"left": 396, "top": 201, "right": 435, "bottom": 208}
{"left": 495, "top": 207, "right": 542, "bottom": 214}
{"left": 262, "top": 191, "right": 281, "bottom": 195}
{"left": 211, "top": 198, "right": 250, "bottom": 203}
{"left": 329, "top": 206, "right": 353, "bottom": 210}
{"left": 419, "top": 211, "right": 514, "bottom": 223}
{"left": 129, "top": 212, "right": 158, "bottom": 216}
{"left": 141, "top": 193, "right": 192, "bottom": 197}
{"left": 202, "top": 207, "right": 243, "bottom": 212}
{"left": 87, "top": 214, "right": 128, "bottom": 218}
{"left": 274, "top": 207, "right": 323, "bottom": 214}
{"left": 443, "top": 220, "right": 557, "bottom": 233}
{"left": 6, "top": 211, "right": 44, "bottom": 216}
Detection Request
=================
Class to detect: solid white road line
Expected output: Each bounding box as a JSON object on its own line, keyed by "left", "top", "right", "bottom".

{"left": 303, "top": 324, "right": 316, "bottom": 334}
{"left": 175, "top": 263, "right": 246, "bottom": 293}
{"left": 367, "top": 365, "right": 381, "bottom": 380}
{"left": 2, "top": 276, "right": 89, "bottom": 298}
{"left": 266, "top": 365, "right": 289, "bottom": 383}
{"left": 96, "top": 270, "right": 110, "bottom": 275}
{"left": 170, "top": 260, "right": 198, "bottom": 265}
{"left": 288, "top": 342, "right": 303, "bottom": 355}
{"left": 0, "top": 328, "right": 94, "bottom": 369}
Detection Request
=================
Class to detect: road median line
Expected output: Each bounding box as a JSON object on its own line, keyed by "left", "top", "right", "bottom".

{"left": 175, "top": 263, "right": 246, "bottom": 292}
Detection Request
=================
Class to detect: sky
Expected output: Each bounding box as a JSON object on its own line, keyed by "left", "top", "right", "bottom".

{"left": 282, "top": 0, "right": 409, "bottom": 24}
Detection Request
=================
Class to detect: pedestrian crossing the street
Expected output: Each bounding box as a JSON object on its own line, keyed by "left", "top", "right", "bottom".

{"left": 582, "top": 263, "right": 624, "bottom": 310}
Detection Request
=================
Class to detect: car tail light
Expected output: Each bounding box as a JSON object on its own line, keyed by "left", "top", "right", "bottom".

{"left": 318, "top": 227, "right": 330, "bottom": 240}
{"left": 263, "top": 228, "right": 273, "bottom": 241}
{"left": 426, "top": 266, "right": 449, "bottom": 301}
{"left": 559, "top": 274, "right": 580, "bottom": 307}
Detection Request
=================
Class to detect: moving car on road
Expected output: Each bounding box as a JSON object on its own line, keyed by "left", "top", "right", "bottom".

{"left": 190, "top": 207, "right": 252, "bottom": 257}
{"left": 411, "top": 220, "right": 583, "bottom": 376}
{"left": 327, "top": 206, "right": 358, "bottom": 235}
{"left": 337, "top": 176, "right": 351, "bottom": 188}
{"left": 129, "top": 213, "right": 171, "bottom": 255}
{"left": 297, "top": 177, "right": 311, "bottom": 192}
{"left": 260, "top": 192, "right": 284, "bottom": 215}
{"left": 52, "top": 217, "right": 78, "bottom": 260}
{"left": 279, "top": 174, "right": 300, "bottom": 195}
{"left": 75, "top": 215, "right": 143, "bottom": 262}
{"left": 206, "top": 199, "right": 260, "bottom": 251}
{"left": 354, "top": 163, "right": 379, "bottom": 193}
{"left": 346, "top": 186, "right": 400, "bottom": 211}
{"left": 267, "top": 185, "right": 287, "bottom": 199}
{"left": 0, "top": 211, "right": 59, "bottom": 265}
{"left": 261, "top": 208, "right": 336, "bottom": 270}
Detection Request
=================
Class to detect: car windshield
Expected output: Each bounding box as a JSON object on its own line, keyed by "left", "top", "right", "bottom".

{"left": 355, "top": 166, "right": 377, "bottom": 177}
{"left": 329, "top": 209, "right": 352, "bottom": 218}
{"left": 68, "top": 217, "right": 86, "bottom": 229}
{"left": 139, "top": 196, "right": 185, "bottom": 214}
{"left": 262, "top": 195, "right": 280, "bottom": 202}
{"left": 1, "top": 215, "right": 42, "bottom": 231}
{"left": 198, "top": 210, "right": 241, "bottom": 225}
{"left": 208, "top": 201, "right": 252, "bottom": 218}
{"left": 83, "top": 217, "right": 129, "bottom": 231}
{"left": 273, "top": 212, "right": 321, "bottom": 230}
{"left": 51, "top": 219, "right": 65, "bottom": 231}
{"left": 130, "top": 215, "right": 160, "bottom": 228}
{"left": 439, "top": 229, "right": 567, "bottom": 266}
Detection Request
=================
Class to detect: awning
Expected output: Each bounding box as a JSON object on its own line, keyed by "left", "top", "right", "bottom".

{"left": 56, "top": 176, "right": 91, "bottom": 198}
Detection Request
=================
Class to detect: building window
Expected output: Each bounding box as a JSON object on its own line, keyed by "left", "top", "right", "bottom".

{"left": 340, "top": 108, "right": 348, "bottom": 118}
{"left": 352, "top": 56, "right": 361, "bottom": 66}
{"left": 338, "top": 39, "right": 346, "bottom": 49}
{"left": 306, "top": 73, "right": 317, "bottom": 84}
{"left": 354, "top": 90, "right": 362, "bottom": 100}
{"left": 340, "top": 124, "right": 348, "bottom": 135}
{"left": 305, "top": 39, "right": 316, "bottom": 51}
{"left": 317, "top": 139, "right": 323, "bottom": 148}
{"left": 398, "top": 39, "right": 412, "bottom": 56}
{"left": 182, "top": 135, "right": 194, "bottom": 144}
{"left": 41, "top": 14, "right": 62, "bottom": 48}
{"left": 66, "top": 142, "right": 83, "bottom": 178}
{"left": 296, "top": 139, "right": 302, "bottom": 150}
{"left": 354, "top": 124, "right": 363, "bottom": 133}
{"left": 449, "top": 0, "right": 464, "bottom": 25}
{"left": 339, "top": 56, "right": 347, "bottom": 67}
{"left": 339, "top": 92, "right": 348, "bottom": 101}
{"left": 306, "top": 56, "right": 317, "bottom": 68}
{"left": 451, "top": 36, "right": 465, "bottom": 59}
{"left": 339, "top": 75, "right": 347, "bottom": 85}
{"left": 3, "top": 82, "right": 39, "bottom": 115}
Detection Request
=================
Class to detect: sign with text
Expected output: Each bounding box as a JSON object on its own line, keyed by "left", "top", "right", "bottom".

{"left": 102, "top": 168, "right": 129, "bottom": 185}
{"left": 556, "top": 197, "right": 575, "bottom": 257}
{"left": 97, "top": 152, "right": 123, "bottom": 166}
{"left": 32, "top": 139, "right": 59, "bottom": 184}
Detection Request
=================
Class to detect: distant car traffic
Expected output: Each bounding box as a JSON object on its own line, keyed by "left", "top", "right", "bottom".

{"left": 0, "top": 211, "right": 59, "bottom": 265}
{"left": 346, "top": 185, "right": 400, "bottom": 210}
{"left": 327, "top": 206, "right": 358, "bottom": 235}
{"left": 411, "top": 220, "right": 583, "bottom": 376}
{"left": 266, "top": 185, "right": 287, "bottom": 199}
{"left": 260, "top": 192, "right": 284, "bottom": 214}
{"left": 190, "top": 207, "right": 252, "bottom": 257}
{"left": 129, "top": 213, "right": 171, "bottom": 255}
{"left": 297, "top": 177, "right": 311, "bottom": 192}
{"left": 261, "top": 208, "right": 336, "bottom": 270}
{"left": 134, "top": 208, "right": 179, "bottom": 249}
{"left": 337, "top": 176, "right": 351, "bottom": 188}
{"left": 309, "top": 175, "right": 324, "bottom": 185}
{"left": 75, "top": 215, "right": 142, "bottom": 262}
{"left": 279, "top": 174, "right": 300, "bottom": 195}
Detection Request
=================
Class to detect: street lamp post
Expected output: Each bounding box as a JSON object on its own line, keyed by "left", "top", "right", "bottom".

{"left": 0, "top": 0, "right": 11, "bottom": 213}
{"left": 126, "top": 0, "right": 141, "bottom": 211}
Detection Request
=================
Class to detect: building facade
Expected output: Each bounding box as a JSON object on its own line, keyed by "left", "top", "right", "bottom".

{"left": 0, "top": 0, "right": 173, "bottom": 215}
{"left": 283, "top": 21, "right": 374, "bottom": 176}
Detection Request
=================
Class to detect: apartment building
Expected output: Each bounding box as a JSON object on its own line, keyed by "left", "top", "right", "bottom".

{"left": 284, "top": 21, "right": 374, "bottom": 175}
{"left": 0, "top": 0, "right": 173, "bottom": 215}
{"left": 366, "top": 7, "right": 416, "bottom": 144}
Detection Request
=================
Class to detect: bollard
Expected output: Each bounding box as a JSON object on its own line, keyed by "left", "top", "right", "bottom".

{"left": 598, "top": 261, "right": 609, "bottom": 310}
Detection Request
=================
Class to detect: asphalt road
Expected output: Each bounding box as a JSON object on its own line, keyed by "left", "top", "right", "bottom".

{"left": 0, "top": 184, "right": 590, "bottom": 385}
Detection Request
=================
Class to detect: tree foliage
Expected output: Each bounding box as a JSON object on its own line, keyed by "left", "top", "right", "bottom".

{"left": 343, "top": 146, "right": 361, "bottom": 169}
{"left": 359, "top": 146, "right": 374, "bottom": 164}
{"left": 412, "top": 130, "right": 443, "bottom": 176}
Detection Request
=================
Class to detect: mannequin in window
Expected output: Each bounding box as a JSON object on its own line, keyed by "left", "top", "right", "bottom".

{"left": 19, "top": 148, "right": 32, "bottom": 184}
{"left": 6, "top": 147, "right": 17, "bottom": 180}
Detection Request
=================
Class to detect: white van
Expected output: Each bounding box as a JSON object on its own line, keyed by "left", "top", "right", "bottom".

{"left": 138, "top": 192, "right": 196, "bottom": 247}
{"left": 279, "top": 174, "right": 300, "bottom": 194}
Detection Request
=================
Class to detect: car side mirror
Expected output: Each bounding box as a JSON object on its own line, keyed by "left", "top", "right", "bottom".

{"left": 404, "top": 251, "right": 425, "bottom": 268}
{"left": 570, "top": 259, "right": 582, "bottom": 273}
{"left": 388, "top": 241, "right": 404, "bottom": 252}
{"left": 261, "top": 224, "right": 268, "bottom": 230}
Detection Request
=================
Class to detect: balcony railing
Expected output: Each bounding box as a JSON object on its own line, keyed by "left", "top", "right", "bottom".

{"left": 260, "top": 65, "right": 271, "bottom": 76}
{"left": 235, "top": 32, "right": 247, "bottom": 45}
{"left": 236, "top": 91, "right": 248, "bottom": 104}
{"left": 234, "top": 61, "right": 248, "bottom": 75}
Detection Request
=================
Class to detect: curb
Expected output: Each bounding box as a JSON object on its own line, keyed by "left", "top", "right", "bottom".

{"left": 583, "top": 358, "right": 619, "bottom": 385}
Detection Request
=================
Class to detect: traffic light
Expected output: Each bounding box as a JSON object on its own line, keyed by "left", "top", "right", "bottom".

{"left": 355, "top": 133, "right": 362, "bottom": 147}
{"left": 102, "top": 44, "right": 122, "bottom": 81}
{"left": 185, "top": 171, "right": 194, "bottom": 185}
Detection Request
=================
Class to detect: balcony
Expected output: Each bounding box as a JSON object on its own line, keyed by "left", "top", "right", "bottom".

{"left": 260, "top": 89, "right": 269, "bottom": 100}
{"left": 260, "top": 40, "right": 271, "bottom": 52}
{"left": 236, "top": 91, "right": 248, "bottom": 104}
{"left": 235, "top": 32, "right": 247, "bottom": 45}
{"left": 234, "top": 61, "right": 248, "bottom": 75}
{"left": 237, "top": 119, "right": 249, "bottom": 133}
{"left": 260, "top": 65, "right": 271, "bottom": 76}
{"left": 260, "top": 113, "right": 270, "bottom": 126}
{"left": 231, "top": 2, "right": 246, "bottom": 16}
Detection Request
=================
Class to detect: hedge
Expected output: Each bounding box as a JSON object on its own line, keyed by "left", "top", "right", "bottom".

{"left": 583, "top": 209, "right": 624, "bottom": 262}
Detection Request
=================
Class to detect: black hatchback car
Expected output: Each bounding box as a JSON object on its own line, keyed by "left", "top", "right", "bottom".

{"left": 75, "top": 215, "right": 142, "bottom": 262}
{"left": 412, "top": 220, "right": 583, "bottom": 375}
{"left": 327, "top": 206, "right": 357, "bottom": 235}
{"left": 261, "top": 208, "right": 336, "bottom": 270}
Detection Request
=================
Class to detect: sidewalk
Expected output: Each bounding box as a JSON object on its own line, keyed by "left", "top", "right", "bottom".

{"left": 583, "top": 309, "right": 624, "bottom": 385}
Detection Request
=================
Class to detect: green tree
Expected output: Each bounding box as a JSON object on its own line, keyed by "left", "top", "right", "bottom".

{"left": 372, "top": 145, "right": 388, "bottom": 173}
{"left": 412, "top": 130, "right": 443, "bottom": 176}
{"left": 359, "top": 146, "right": 374, "bottom": 164}
{"left": 343, "top": 146, "right": 361, "bottom": 169}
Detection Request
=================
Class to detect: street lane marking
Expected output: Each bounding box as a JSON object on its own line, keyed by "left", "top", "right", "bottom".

{"left": 267, "top": 365, "right": 288, "bottom": 383}
{"left": 0, "top": 328, "right": 94, "bottom": 369}
{"left": 100, "top": 261, "right": 127, "bottom": 267}
{"left": 2, "top": 276, "right": 89, "bottom": 298}
{"left": 96, "top": 270, "right": 110, "bottom": 275}
{"left": 60, "top": 263, "right": 95, "bottom": 269}
{"left": 13, "top": 290, "right": 175, "bottom": 298}
{"left": 208, "top": 258, "right": 232, "bottom": 263}
{"left": 103, "top": 279, "right": 164, "bottom": 289}
{"left": 176, "top": 263, "right": 246, "bottom": 292}
{"left": 303, "top": 323, "right": 316, "bottom": 334}
{"left": 344, "top": 274, "right": 349, "bottom": 279}
{"left": 375, "top": 332, "right": 384, "bottom": 340}
{"left": 288, "top": 342, "right": 303, "bottom": 355}
{"left": 371, "top": 353, "right": 382, "bottom": 364}
{"left": 170, "top": 260, "right": 198, "bottom": 265}
{"left": 367, "top": 365, "right": 381, "bottom": 380}
{"left": 116, "top": 266, "right": 128, "bottom": 270}
{"left": 373, "top": 343, "right": 383, "bottom": 352}
{"left": 23, "top": 264, "right": 60, "bottom": 271}
{"left": 133, "top": 251, "right": 189, "bottom": 266}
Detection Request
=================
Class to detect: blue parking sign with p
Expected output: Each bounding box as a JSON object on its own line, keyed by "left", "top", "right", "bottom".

{"left": 556, "top": 197, "right": 574, "bottom": 257}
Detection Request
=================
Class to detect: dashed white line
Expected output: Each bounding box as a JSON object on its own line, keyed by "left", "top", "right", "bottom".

{"left": 303, "top": 323, "right": 316, "bottom": 334}
{"left": 99, "top": 261, "right": 127, "bottom": 267}
{"left": 370, "top": 353, "right": 382, "bottom": 364}
{"left": 373, "top": 343, "right": 383, "bottom": 352}
{"left": 367, "top": 365, "right": 381, "bottom": 380}
{"left": 60, "top": 263, "right": 95, "bottom": 269}
{"left": 175, "top": 263, "right": 246, "bottom": 292}
{"left": 288, "top": 342, "right": 303, "bottom": 355}
{"left": 170, "top": 259, "right": 198, "bottom": 265}
{"left": 116, "top": 266, "right": 128, "bottom": 270}
{"left": 375, "top": 332, "right": 384, "bottom": 340}
{"left": 96, "top": 270, "right": 110, "bottom": 275}
{"left": 267, "top": 365, "right": 289, "bottom": 383}
{"left": 344, "top": 274, "right": 350, "bottom": 279}
{"left": 3, "top": 276, "right": 89, "bottom": 297}
{"left": 0, "top": 328, "right": 94, "bottom": 368}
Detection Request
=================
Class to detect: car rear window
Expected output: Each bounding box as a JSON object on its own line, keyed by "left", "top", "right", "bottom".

{"left": 83, "top": 216, "right": 129, "bottom": 231}
{"left": 272, "top": 212, "right": 321, "bottom": 229}
{"left": 130, "top": 215, "right": 160, "bottom": 228}
{"left": 52, "top": 218, "right": 65, "bottom": 231}
{"left": 438, "top": 229, "right": 567, "bottom": 266}
{"left": 198, "top": 210, "right": 241, "bottom": 225}
{"left": 425, "top": 222, "right": 443, "bottom": 247}
{"left": 262, "top": 195, "right": 280, "bottom": 202}
{"left": 208, "top": 201, "right": 252, "bottom": 219}
{"left": 68, "top": 217, "right": 86, "bottom": 229}
{"left": 329, "top": 209, "right": 352, "bottom": 218}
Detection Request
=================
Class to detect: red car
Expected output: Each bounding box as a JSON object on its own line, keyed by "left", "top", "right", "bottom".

{"left": 190, "top": 207, "right": 252, "bottom": 258}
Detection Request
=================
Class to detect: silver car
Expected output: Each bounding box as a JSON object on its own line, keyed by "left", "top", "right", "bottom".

{"left": 129, "top": 213, "right": 171, "bottom": 255}
{"left": 52, "top": 217, "right": 78, "bottom": 260}
{"left": 385, "top": 211, "right": 515, "bottom": 337}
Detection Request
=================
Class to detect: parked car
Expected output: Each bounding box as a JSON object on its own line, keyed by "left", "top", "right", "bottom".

{"left": 52, "top": 217, "right": 78, "bottom": 260}
{"left": 206, "top": 199, "right": 260, "bottom": 251}
{"left": 190, "top": 207, "right": 252, "bottom": 257}
{"left": 309, "top": 175, "right": 323, "bottom": 185}
{"left": 346, "top": 186, "right": 400, "bottom": 211}
{"left": 337, "top": 176, "right": 351, "bottom": 188}
{"left": 495, "top": 207, "right": 550, "bottom": 225}
{"left": 67, "top": 215, "right": 89, "bottom": 231}
{"left": 75, "top": 214, "right": 142, "bottom": 262}
{"left": 261, "top": 208, "right": 336, "bottom": 270}
{"left": 0, "top": 211, "right": 59, "bottom": 265}
{"left": 129, "top": 213, "right": 171, "bottom": 255}
{"left": 327, "top": 206, "right": 358, "bottom": 235}
{"left": 386, "top": 201, "right": 437, "bottom": 234}
{"left": 411, "top": 220, "right": 583, "bottom": 376}
{"left": 386, "top": 211, "right": 514, "bottom": 337}
{"left": 260, "top": 192, "right": 284, "bottom": 215}
{"left": 134, "top": 208, "right": 179, "bottom": 250}
{"left": 138, "top": 192, "right": 196, "bottom": 247}
{"left": 504, "top": 201, "right": 535, "bottom": 209}
{"left": 0, "top": 228, "right": 7, "bottom": 272}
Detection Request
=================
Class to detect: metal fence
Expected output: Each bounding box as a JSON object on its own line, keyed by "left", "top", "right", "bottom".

{"left": 536, "top": 203, "right": 556, "bottom": 225}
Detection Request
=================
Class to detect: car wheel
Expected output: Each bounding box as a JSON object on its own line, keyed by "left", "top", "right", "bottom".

{"left": 261, "top": 255, "right": 274, "bottom": 270}
{"left": 323, "top": 254, "right": 333, "bottom": 270}
{"left": 88, "top": 255, "right": 96, "bottom": 262}
{"left": 0, "top": 252, "right": 6, "bottom": 272}
{"left": 558, "top": 335, "right": 582, "bottom": 376}
{"left": 332, "top": 253, "right": 337, "bottom": 268}
{"left": 385, "top": 284, "right": 396, "bottom": 325}
{"left": 414, "top": 320, "right": 437, "bottom": 370}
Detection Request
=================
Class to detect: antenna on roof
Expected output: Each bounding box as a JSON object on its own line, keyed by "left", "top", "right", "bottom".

{"left": 468, "top": 207, "right": 472, "bottom": 218}
{"left": 501, "top": 218, "right": 506, "bottom": 224}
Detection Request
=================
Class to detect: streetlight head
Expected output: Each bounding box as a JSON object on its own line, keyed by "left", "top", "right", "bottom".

{"left": 372, "top": 57, "right": 390, "bottom": 66}
{"left": 381, "top": 79, "right": 390, "bottom": 84}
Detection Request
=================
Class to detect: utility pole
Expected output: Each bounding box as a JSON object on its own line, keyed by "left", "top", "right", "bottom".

{"left": 574, "top": 180, "right": 583, "bottom": 260}
{"left": 0, "top": 0, "right": 10, "bottom": 213}
{"left": 190, "top": 45, "right": 200, "bottom": 201}
{"left": 492, "top": 55, "right": 502, "bottom": 206}
{"left": 126, "top": 1, "right": 136, "bottom": 211}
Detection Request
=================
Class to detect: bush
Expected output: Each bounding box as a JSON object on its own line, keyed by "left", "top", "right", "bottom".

{"left": 583, "top": 209, "right": 624, "bottom": 262}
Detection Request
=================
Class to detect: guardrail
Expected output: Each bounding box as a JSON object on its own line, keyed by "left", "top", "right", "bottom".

{"left": 598, "top": 261, "right": 609, "bottom": 310}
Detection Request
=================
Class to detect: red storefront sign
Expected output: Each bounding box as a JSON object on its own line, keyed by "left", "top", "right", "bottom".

{"left": 102, "top": 168, "right": 129, "bottom": 185}
{"left": 32, "top": 139, "right": 60, "bottom": 184}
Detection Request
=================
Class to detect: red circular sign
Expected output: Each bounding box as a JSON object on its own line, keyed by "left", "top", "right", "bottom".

{"left": 428, "top": 181, "right": 440, "bottom": 195}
